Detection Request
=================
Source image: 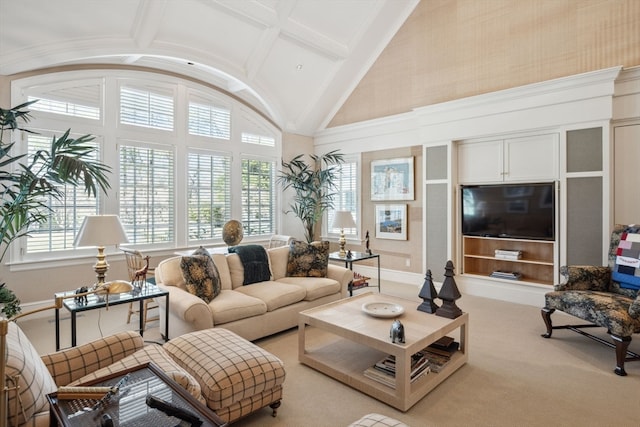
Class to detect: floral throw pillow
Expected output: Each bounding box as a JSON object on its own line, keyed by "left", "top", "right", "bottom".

{"left": 287, "top": 240, "right": 329, "bottom": 278}
{"left": 180, "top": 255, "right": 221, "bottom": 303}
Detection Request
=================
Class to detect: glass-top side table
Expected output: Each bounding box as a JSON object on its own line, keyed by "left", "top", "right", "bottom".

{"left": 55, "top": 283, "right": 169, "bottom": 350}
{"left": 329, "top": 251, "right": 381, "bottom": 296}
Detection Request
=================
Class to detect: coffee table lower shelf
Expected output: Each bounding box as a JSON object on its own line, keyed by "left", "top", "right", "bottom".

{"left": 298, "top": 294, "right": 468, "bottom": 412}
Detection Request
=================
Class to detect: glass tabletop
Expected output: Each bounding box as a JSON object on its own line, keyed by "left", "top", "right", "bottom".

{"left": 57, "top": 282, "right": 167, "bottom": 312}
{"left": 329, "top": 251, "right": 379, "bottom": 261}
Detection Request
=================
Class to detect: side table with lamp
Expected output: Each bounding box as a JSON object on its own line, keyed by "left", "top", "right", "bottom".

{"left": 330, "top": 211, "right": 381, "bottom": 295}
{"left": 53, "top": 215, "right": 169, "bottom": 350}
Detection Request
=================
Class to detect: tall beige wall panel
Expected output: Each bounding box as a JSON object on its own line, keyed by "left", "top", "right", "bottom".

{"left": 330, "top": 0, "right": 640, "bottom": 127}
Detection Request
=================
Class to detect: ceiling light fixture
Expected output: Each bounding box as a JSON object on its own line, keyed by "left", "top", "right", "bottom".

{"left": 296, "top": 64, "right": 303, "bottom": 71}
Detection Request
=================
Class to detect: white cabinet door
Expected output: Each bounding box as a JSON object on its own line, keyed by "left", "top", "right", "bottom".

{"left": 504, "top": 134, "right": 558, "bottom": 181}
{"left": 457, "top": 140, "right": 503, "bottom": 183}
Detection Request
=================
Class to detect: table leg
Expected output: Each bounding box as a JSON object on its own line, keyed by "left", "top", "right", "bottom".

{"left": 71, "top": 312, "right": 77, "bottom": 347}
{"left": 377, "top": 256, "right": 381, "bottom": 293}
{"left": 346, "top": 261, "right": 354, "bottom": 296}
{"left": 55, "top": 307, "right": 60, "bottom": 351}
{"left": 164, "top": 293, "right": 169, "bottom": 341}
{"left": 139, "top": 299, "right": 144, "bottom": 337}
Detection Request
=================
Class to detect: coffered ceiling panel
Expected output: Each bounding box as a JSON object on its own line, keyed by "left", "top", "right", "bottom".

{"left": 0, "top": 0, "right": 419, "bottom": 136}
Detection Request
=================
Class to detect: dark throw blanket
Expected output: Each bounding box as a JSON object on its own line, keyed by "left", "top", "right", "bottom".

{"left": 228, "top": 244, "right": 271, "bottom": 285}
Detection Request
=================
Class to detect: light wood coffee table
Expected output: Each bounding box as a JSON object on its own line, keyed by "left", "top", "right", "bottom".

{"left": 298, "top": 292, "right": 468, "bottom": 411}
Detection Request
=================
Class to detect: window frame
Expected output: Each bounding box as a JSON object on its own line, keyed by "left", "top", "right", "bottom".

{"left": 9, "top": 69, "right": 282, "bottom": 268}
{"left": 325, "top": 154, "right": 361, "bottom": 241}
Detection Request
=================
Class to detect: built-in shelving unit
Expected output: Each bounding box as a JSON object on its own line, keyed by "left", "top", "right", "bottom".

{"left": 462, "top": 236, "right": 555, "bottom": 286}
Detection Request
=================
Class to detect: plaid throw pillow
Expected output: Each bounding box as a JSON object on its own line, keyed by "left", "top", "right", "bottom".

{"left": 180, "top": 255, "right": 221, "bottom": 302}
{"left": 287, "top": 240, "right": 329, "bottom": 277}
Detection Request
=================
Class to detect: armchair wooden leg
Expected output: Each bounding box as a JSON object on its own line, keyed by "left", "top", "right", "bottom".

{"left": 269, "top": 400, "right": 281, "bottom": 417}
{"left": 612, "top": 334, "right": 631, "bottom": 376}
{"left": 540, "top": 307, "right": 555, "bottom": 338}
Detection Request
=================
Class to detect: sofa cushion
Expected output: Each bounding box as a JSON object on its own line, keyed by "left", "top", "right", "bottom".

{"left": 209, "top": 289, "right": 268, "bottom": 324}
{"left": 4, "top": 322, "right": 58, "bottom": 425}
{"left": 276, "top": 276, "right": 341, "bottom": 301}
{"left": 71, "top": 345, "right": 204, "bottom": 403}
{"left": 181, "top": 255, "right": 221, "bottom": 303}
{"left": 156, "top": 256, "right": 187, "bottom": 290}
{"left": 268, "top": 246, "right": 290, "bottom": 280}
{"left": 234, "top": 281, "right": 307, "bottom": 311}
{"left": 162, "top": 328, "right": 286, "bottom": 412}
{"left": 287, "top": 240, "right": 330, "bottom": 277}
{"left": 211, "top": 253, "right": 233, "bottom": 291}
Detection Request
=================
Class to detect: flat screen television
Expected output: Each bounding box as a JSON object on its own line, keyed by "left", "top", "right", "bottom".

{"left": 461, "top": 182, "right": 555, "bottom": 240}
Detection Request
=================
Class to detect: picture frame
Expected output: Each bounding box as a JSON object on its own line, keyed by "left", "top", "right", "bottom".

{"left": 371, "top": 157, "right": 414, "bottom": 201}
{"left": 375, "top": 204, "right": 408, "bottom": 240}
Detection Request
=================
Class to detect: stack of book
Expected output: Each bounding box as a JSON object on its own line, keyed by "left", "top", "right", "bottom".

{"left": 489, "top": 270, "right": 522, "bottom": 280}
{"left": 364, "top": 352, "right": 431, "bottom": 388}
{"left": 421, "top": 336, "right": 459, "bottom": 373}
{"left": 351, "top": 272, "right": 370, "bottom": 290}
{"left": 494, "top": 249, "right": 522, "bottom": 260}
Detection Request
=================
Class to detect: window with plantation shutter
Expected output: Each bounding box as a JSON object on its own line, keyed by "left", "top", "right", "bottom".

{"left": 13, "top": 70, "right": 282, "bottom": 265}
{"left": 241, "top": 157, "right": 275, "bottom": 236}
{"left": 119, "top": 144, "right": 174, "bottom": 244}
{"left": 327, "top": 159, "right": 359, "bottom": 237}
{"left": 27, "top": 83, "right": 101, "bottom": 120}
{"left": 25, "top": 132, "right": 100, "bottom": 254}
{"left": 187, "top": 151, "right": 231, "bottom": 241}
{"left": 241, "top": 132, "right": 275, "bottom": 147}
{"left": 120, "top": 86, "right": 174, "bottom": 130}
{"left": 188, "top": 100, "right": 231, "bottom": 139}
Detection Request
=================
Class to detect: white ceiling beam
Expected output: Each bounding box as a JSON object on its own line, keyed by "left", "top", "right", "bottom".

{"left": 131, "top": 0, "right": 168, "bottom": 48}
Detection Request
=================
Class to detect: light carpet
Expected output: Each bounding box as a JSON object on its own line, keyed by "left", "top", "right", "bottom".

{"left": 18, "top": 282, "right": 640, "bottom": 427}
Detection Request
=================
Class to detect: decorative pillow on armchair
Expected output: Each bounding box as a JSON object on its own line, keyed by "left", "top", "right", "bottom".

{"left": 180, "top": 255, "right": 221, "bottom": 302}
{"left": 287, "top": 240, "right": 329, "bottom": 277}
{"left": 612, "top": 226, "right": 640, "bottom": 290}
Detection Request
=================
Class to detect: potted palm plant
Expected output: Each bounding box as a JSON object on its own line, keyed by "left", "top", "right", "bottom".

{"left": 0, "top": 101, "right": 112, "bottom": 318}
{"left": 277, "top": 150, "right": 345, "bottom": 243}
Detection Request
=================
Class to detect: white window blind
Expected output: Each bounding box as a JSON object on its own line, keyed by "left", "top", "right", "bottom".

{"left": 328, "top": 160, "right": 358, "bottom": 236}
{"left": 25, "top": 133, "right": 100, "bottom": 253}
{"left": 187, "top": 151, "right": 231, "bottom": 241}
{"left": 119, "top": 145, "right": 174, "bottom": 244}
{"left": 241, "top": 132, "right": 275, "bottom": 147}
{"left": 27, "top": 83, "right": 101, "bottom": 120}
{"left": 241, "top": 158, "right": 275, "bottom": 236}
{"left": 120, "top": 86, "right": 174, "bottom": 130}
{"left": 188, "top": 101, "right": 231, "bottom": 139}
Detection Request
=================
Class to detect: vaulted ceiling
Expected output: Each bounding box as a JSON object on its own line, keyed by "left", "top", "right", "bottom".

{"left": 0, "top": 0, "right": 418, "bottom": 136}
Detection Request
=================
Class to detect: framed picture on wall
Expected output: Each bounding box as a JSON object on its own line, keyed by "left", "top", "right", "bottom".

{"left": 371, "top": 157, "right": 414, "bottom": 201}
{"left": 375, "top": 204, "right": 408, "bottom": 240}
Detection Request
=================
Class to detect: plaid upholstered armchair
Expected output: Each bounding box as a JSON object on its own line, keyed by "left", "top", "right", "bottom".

{"left": 3, "top": 323, "right": 144, "bottom": 427}
{"left": 541, "top": 224, "right": 640, "bottom": 376}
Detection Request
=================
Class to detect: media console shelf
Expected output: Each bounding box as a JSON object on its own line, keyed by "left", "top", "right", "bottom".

{"left": 462, "top": 236, "right": 555, "bottom": 286}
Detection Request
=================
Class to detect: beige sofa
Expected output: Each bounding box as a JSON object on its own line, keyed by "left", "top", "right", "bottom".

{"left": 155, "top": 245, "right": 353, "bottom": 341}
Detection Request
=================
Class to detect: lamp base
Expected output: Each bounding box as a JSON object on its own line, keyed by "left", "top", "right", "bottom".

{"left": 338, "top": 230, "right": 346, "bottom": 257}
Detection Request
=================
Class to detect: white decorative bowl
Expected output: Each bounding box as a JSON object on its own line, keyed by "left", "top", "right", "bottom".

{"left": 361, "top": 302, "right": 405, "bottom": 318}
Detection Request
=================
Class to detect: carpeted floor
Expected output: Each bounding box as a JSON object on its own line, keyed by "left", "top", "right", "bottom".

{"left": 18, "top": 282, "right": 640, "bottom": 427}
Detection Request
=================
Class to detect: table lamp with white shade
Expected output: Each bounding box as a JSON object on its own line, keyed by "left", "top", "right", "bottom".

{"left": 74, "top": 215, "right": 129, "bottom": 289}
{"left": 331, "top": 210, "right": 356, "bottom": 258}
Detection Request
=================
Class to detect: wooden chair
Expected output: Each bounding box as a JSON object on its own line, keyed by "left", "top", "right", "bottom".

{"left": 122, "top": 247, "right": 159, "bottom": 331}
{"left": 269, "top": 234, "right": 293, "bottom": 248}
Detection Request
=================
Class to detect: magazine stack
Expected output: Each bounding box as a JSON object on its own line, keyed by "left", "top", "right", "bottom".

{"left": 364, "top": 352, "right": 430, "bottom": 388}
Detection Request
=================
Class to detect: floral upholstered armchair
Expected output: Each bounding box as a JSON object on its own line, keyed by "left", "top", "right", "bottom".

{"left": 541, "top": 224, "right": 640, "bottom": 376}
